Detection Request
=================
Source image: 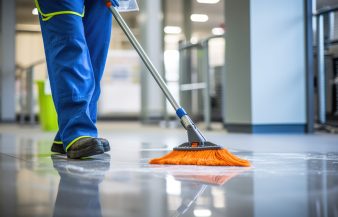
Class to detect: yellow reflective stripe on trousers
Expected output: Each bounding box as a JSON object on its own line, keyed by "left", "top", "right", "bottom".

{"left": 65, "top": 136, "right": 92, "bottom": 152}
{"left": 34, "top": 0, "right": 85, "bottom": 21}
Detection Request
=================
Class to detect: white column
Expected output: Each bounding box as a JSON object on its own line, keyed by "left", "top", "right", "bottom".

{"left": 0, "top": 0, "right": 16, "bottom": 121}
{"left": 224, "top": 0, "right": 306, "bottom": 133}
{"left": 139, "top": 0, "right": 165, "bottom": 123}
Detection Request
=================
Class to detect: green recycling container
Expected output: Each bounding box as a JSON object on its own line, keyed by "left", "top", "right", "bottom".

{"left": 36, "top": 80, "right": 58, "bottom": 131}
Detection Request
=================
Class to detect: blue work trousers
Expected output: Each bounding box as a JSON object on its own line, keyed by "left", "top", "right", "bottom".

{"left": 36, "top": 0, "right": 112, "bottom": 151}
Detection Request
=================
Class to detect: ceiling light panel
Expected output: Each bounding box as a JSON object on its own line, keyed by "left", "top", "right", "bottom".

{"left": 32, "top": 8, "right": 38, "bottom": 15}
{"left": 190, "top": 14, "right": 209, "bottom": 22}
{"left": 164, "top": 26, "right": 182, "bottom": 34}
{"left": 196, "top": 0, "right": 220, "bottom": 4}
{"left": 212, "top": 27, "right": 224, "bottom": 35}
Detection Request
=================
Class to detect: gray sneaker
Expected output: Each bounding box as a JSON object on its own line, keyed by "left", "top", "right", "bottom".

{"left": 52, "top": 138, "right": 110, "bottom": 154}
{"left": 67, "top": 137, "right": 104, "bottom": 159}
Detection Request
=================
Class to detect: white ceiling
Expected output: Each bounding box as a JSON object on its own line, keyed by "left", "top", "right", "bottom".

{"left": 15, "top": 0, "right": 338, "bottom": 36}
{"left": 15, "top": 0, "right": 224, "bottom": 37}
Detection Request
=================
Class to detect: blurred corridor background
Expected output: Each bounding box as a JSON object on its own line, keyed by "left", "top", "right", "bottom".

{"left": 0, "top": 0, "right": 337, "bottom": 217}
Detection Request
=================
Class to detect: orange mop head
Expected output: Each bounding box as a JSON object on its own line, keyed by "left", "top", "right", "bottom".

{"left": 149, "top": 145, "right": 250, "bottom": 167}
{"left": 149, "top": 108, "right": 251, "bottom": 167}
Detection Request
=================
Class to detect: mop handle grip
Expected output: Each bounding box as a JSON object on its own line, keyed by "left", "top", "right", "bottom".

{"left": 107, "top": 5, "right": 182, "bottom": 112}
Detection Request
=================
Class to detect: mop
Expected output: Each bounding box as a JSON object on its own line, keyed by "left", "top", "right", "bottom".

{"left": 105, "top": 1, "right": 250, "bottom": 167}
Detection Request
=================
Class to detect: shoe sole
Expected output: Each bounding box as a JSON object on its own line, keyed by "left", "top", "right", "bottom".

{"left": 103, "top": 145, "right": 110, "bottom": 152}
{"left": 67, "top": 144, "right": 104, "bottom": 159}
{"left": 52, "top": 141, "right": 110, "bottom": 154}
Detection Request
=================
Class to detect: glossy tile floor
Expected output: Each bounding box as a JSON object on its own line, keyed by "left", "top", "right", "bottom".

{"left": 0, "top": 122, "right": 337, "bottom": 217}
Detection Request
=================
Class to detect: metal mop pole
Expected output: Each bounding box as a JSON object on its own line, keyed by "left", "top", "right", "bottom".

{"left": 105, "top": 2, "right": 224, "bottom": 150}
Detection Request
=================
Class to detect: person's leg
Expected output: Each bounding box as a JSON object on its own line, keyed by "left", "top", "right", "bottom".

{"left": 36, "top": 0, "right": 102, "bottom": 156}
{"left": 83, "top": 0, "right": 113, "bottom": 124}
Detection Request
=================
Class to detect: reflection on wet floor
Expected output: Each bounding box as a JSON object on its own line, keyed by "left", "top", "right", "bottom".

{"left": 0, "top": 132, "right": 337, "bottom": 217}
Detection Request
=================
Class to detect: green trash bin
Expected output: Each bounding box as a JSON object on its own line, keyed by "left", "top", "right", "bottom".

{"left": 36, "top": 80, "right": 58, "bottom": 131}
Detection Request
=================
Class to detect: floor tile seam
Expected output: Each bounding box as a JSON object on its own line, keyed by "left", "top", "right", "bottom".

{"left": 0, "top": 153, "right": 33, "bottom": 162}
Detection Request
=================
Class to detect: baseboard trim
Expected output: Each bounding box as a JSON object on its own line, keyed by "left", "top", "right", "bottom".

{"left": 224, "top": 124, "right": 306, "bottom": 134}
